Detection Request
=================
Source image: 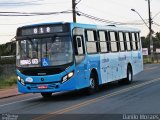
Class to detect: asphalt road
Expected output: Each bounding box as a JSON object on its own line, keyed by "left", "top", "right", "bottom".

{"left": 0, "top": 64, "right": 160, "bottom": 120}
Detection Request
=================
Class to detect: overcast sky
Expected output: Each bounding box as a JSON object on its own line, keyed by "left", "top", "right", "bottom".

{"left": 0, "top": 0, "right": 160, "bottom": 44}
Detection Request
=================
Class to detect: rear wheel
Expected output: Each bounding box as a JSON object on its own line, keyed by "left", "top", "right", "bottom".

{"left": 126, "top": 66, "right": 133, "bottom": 84}
{"left": 119, "top": 65, "right": 133, "bottom": 84}
{"left": 41, "top": 92, "right": 52, "bottom": 98}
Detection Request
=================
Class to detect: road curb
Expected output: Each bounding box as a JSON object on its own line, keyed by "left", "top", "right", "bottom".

{"left": 0, "top": 87, "right": 21, "bottom": 99}
{"left": 0, "top": 93, "right": 21, "bottom": 99}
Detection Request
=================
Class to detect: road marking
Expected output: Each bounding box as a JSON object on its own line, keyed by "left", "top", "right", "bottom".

{"left": 0, "top": 96, "right": 41, "bottom": 107}
{"left": 32, "top": 77, "right": 160, "bottom": 120}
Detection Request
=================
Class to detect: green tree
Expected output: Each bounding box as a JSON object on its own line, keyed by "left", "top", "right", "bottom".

{"left": 141, "top": 32, "right": 160, "bottom": 54}
{"left": 153, "top": 32, "right": 160, "bottom": 51}
{"left": 0, "top": 42, "right": 16, "bottom": 56}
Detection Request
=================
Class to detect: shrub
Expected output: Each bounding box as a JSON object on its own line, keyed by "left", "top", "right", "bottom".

{"left": 0, "top": 75, "right": 17, "bottom": 89}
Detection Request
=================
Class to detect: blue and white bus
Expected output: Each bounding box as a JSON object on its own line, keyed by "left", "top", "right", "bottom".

{"left": 16, "top": 22, "right": 143, "bottom": 97}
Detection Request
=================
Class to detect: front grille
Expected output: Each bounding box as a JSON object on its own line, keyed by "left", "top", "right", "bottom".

{"left": 18, "top": 67, "right": 64, "bottom": 76}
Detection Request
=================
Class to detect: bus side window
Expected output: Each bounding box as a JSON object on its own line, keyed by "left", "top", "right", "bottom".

{"left": 99, "top": 31, "right": 108, "bottom": 53}
{"left": 86, "top": 30, "right": 97, "bottom": 54}
{"left": 115, "top": 32, "right": 120, "bottom": 51}
{"left": 119, "top": 32, "right": 125, "bottom": 51}
{"left": 125, "top": 33, "right": 131, "bottom": 51}
{"left": 105, "top": 32, "right": 111, "bottom": 52}
{"left": 135, "top": 33, "right": 138, "bottom": 50}
{"left": 123, "top": 32, "right": 127, "bottom": 51}
{"left": 136, "top": 33, "right": 141, "bottom": 50}
{"left": 132, "top": 33, "right": 137, "bottom": 50}
{"left": 109, "top": 31, "right": 118, "bottom": 52}
{"left": 129, "top": 33, "right": 133, "bottom": 50}
{"left": 74, "top": 36, "right": 84, "bottom": 55}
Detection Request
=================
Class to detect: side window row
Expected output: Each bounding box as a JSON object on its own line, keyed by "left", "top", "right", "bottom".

{"left": 85, "top": 30, "right": 141, "bottom": 54}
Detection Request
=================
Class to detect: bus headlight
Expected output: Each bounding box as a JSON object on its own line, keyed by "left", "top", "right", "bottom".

{"left": 17, "top": 76, "right": 21, "bottom": 81}
{"left": 62, "top": 71, "right": 74, "bottom": 83}
{"left": 68, "top": 72, "right": 74, "bottom": 78}
{"left": 17, "top": 76, "right": 25, "bottom": 86}
{"left": 21, "top": 79, "right": 25, "bottom": 86}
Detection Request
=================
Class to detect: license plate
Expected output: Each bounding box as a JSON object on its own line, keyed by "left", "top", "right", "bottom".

{"left": 38, "top": 85, "right": 48, "bottom": 89}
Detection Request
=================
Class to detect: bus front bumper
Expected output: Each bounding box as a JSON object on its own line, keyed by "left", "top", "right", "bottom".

{"left": 17, "top": 77, "right": 77, "bottom": 93}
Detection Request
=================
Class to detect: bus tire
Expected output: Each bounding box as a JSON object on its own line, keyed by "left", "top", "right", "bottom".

{"left": 126, "top": 65, "right": 133, "bottom": 84}
{"left": 41, "top": 92, "right": 52, "bottom": 98}
{"left": 86, "top": 72, "right": 98, "bottom": 94}
{"left": 119, "top": 65, "right": 133, "bottom": 84}
{"left": 124, "top": 65, "right": 133, "bottom": 84}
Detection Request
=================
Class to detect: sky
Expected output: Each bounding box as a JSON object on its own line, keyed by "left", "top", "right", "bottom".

{"left": 0, "top": 0, "right": 160, "bottom": 44}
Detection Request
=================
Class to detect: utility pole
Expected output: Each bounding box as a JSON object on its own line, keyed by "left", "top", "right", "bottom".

{"left": 147, "top": 0, "right": 153, "bottom": 61}
{"left": 72, "top": 0, "right": 77, "bottom": 22}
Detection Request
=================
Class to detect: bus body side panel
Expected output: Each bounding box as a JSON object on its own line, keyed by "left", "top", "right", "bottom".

{"left": 75, "top": 59, "right": 90, "bottom": 89}
{"left": 74, "top": 54, "right": 101, "bottom": 89}
{"left": 118, "top": 51, "right": 128, "bottom": 79}
{"left": 110, "top": 52, "right": 122, "bottom": 81}
{"left": 138, "top": 49, "right": 144, "bottom": 73}
{"left": 100, "top": 52, "right": 127, "bottom": 84}
{"left": 131, "top": 51, "right": 143, "bottom": 76}
{"left": 86, "top": 54, "right": 101, "bottom": 85}
{"left": 100, "top": 53, "right": 109, "bottom": 84}
{"left": 100, "top": 53, "right": 113, "bottom": 84}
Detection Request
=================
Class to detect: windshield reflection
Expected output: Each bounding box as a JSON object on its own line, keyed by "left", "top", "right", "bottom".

{"left": 16, "top": 36, "right": 73, "bottom": 67}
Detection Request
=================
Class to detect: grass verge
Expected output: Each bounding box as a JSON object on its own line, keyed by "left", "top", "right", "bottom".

{"left": 0, "top": 75, "right": 17, "bottom": 89}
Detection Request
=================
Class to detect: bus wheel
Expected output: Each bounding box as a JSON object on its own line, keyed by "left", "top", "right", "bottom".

{"left": 87, "top": 73, "right": 98, "bottom": 94}
{"left": 119, "top": 66, "right": 133, "bottom": 84}
{"left": 41, "top": 92, "right": 52, "bottom": 98}
{"left": 126, "top": 66, "right": 133, "bottom": 84}
{"left": 124, "top": 66, "right": 133, "bottom": 84}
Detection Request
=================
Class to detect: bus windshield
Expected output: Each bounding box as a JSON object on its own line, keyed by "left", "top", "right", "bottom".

{"left": 16, "top": 36, "right": 73, "bottom": 67}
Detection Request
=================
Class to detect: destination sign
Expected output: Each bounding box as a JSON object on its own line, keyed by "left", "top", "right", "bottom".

{"left": 17, "top": 24, "right": 70, "bottom": 36}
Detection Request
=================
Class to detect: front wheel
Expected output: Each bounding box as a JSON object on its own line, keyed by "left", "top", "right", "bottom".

{"left": 41, "top": 92, "right": 52, "bottom": 98}
{"left": 86, "top": 74, "right": 98, "bottom": 94}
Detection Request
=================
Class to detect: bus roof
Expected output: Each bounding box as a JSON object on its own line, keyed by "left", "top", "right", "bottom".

{"left": 70, "top": 22, "right": 140, "bottom": 32}
{"left": 19, "top": 22, "right": 140, "bottom": 32}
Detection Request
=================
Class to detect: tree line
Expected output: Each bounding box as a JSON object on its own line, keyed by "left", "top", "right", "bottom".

{"left": 141, "top": 32, "right": 160, "bottom": 54}
{"left": 0, "top": 42, "right": 16, "bottom": 56}
{"left": 0, "top": 42, "right": 16, "bottom": 64}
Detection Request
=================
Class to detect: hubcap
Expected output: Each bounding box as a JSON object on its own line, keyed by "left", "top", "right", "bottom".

{"left": 90, "top": 78, "right": 95, "bottom": 89}
{"left": 128, "top": 70, "right": 132, "bottom": 81}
